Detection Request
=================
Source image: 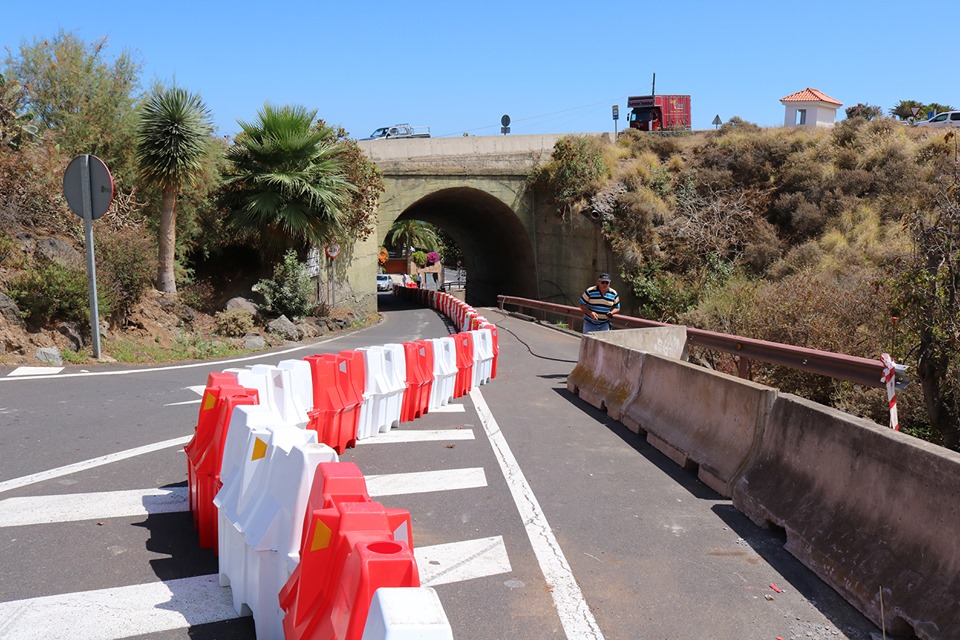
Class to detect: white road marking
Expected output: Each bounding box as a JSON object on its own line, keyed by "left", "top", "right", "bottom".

{"left": 0, "top": 488, "right": 189, "bottom": 527}
{"left": 428, "top": 403, "right": 466, "bottom": 413}
{"left": 0, "top": 574, "right": 240, "bottom": 640}
{"left": 7, "top": 366, "right": 64, "bottom": 377}
{"left": 416, "top": 536, "right": 511, "bottom": 587}
{"left": 366, "top": 468, "right": 487, "bottom": 497}
{"left": 164, "top": 399, "right": 201, "bottom": 407}
{"left": 0, "top": 467, "right": 487, "bottom": 526}
{"left": 356, "top": 428, "right": 474, "bottom": 444}
{"left": 0, "top": 436, "right": 191, "bottom": 495}
{"left": 186, "top": 385, "right": 206, "bottom": 395}
{"left": 470, "top": 388, "right": 604, "bottom": 640}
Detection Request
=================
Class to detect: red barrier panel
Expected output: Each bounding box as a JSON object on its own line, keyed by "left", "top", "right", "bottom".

{"left": 400, "top": 342, "right": 428, "bottom": 422}
{"left": 185, "top": 372, "right": 238, "bottom": 519}
{"left": 415, "top": 340, "right": 435, "bottom": 417}
{"left": 305, "top": 354, "right": 361, "bottom": 454}
{"left": 280, "top": 462, "right": 417, "bottom": 640}
{"left": 335, "top": 351, "right": 365, "bottom": 443}
{"left": 453, "top": 333, "right": 475, "bottom": 398}
{"left": 192, "top": 386, "right": 259, "bottom": 550}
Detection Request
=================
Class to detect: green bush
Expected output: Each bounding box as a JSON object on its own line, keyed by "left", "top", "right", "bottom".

{"left": 96, "top": 225, "right": 157, "bottom": 324}
{"left": 6, "top": 262, "right": 113, "bottom": 328}
{"left": 252, "top": 250, "right": 313, "bottom": 320}
{"left": 410, "top": 250, "right": 427, "bottom": 268}
{"left": 215, "top": 309, "right": 255, "bottom": 337}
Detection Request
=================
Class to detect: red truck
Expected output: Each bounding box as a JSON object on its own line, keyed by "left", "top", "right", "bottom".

{"left": 627, "top": 94, "right": 692, "bottom": 131}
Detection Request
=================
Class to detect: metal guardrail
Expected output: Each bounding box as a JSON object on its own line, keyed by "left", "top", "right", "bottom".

{"left": 497, "top": 295, "right": 891, "bottom": 389}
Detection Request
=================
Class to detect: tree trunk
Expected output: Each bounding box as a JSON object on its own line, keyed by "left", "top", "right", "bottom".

{"left": 156, "top": 186, "right": 177, "bottom": 294}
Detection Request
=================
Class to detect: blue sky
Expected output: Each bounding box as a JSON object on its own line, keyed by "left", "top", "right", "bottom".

{"left": 3, "top": 1, "right": 954, "bottom": 139}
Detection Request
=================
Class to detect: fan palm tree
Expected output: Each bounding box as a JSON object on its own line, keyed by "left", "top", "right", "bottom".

{"left": 386, "top": 220, "right": 439, "bottom": 261}
{"left": 135, "top": 86, "right": 213, "bottom": 294}
{"left": 219, "top": 104, "right": 353, "bottom": 258}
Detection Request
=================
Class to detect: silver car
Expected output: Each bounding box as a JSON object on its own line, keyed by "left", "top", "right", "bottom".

{"left": 915, "top": 111, "right": 960, "bottom": 128}
{"left": 376, "top": 274, "right": 392, "bottom": 291}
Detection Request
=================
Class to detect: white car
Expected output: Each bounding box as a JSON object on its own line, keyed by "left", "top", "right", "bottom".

{"left": 376, "top": 274, "right": 392, "bottom": 291}
{"left": 915, "top": 111, "right": 960, "bottom": 128}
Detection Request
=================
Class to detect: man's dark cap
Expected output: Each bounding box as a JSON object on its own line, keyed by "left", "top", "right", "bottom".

{"left": 598, "top": 273, "right": 611, "bottom": 282}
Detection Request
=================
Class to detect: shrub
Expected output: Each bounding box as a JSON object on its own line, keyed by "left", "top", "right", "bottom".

{"left": 215, "top": 309, "right": 255, "bottom": 337}
{"left": 411, "top": 250, "right": 427, "bottom": 268}
{"left": 425, "top": 251, "right": 440, "bottom": 266}
{"left": 252, "top": 250, "right": 313, "bottom": 320}
{"left": 6, "top": 261, "right": 113, "bottom": 329}
{"left": 531, "top": 135, "right": 608, "bottom": 213}
{"left": 96, "top": 225, "right": 157, "bottom": 324}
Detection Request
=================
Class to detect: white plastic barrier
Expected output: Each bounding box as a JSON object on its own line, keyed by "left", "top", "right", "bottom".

{"left": 223, "top": 365, "right": 307, "bottom": 428}
{"left": 357, "top": 347, "right": 392, "bottom": 437}
{"left": 382, "top": 344, "right": 408, "bottom": 431}
{"left": 428, "top": 337, "right": 457, "bottom": 409}
{"left": 361, "top": 587, "right": 453, "bottom": 640}
{"left": 277, "top": 359, "right": 314, "bottom": 413}
{"left": 216, "top": 411, "right": 338, "bottom": 638}
{"left": 471, "top": 329, "right": 493, "bottom": 386}
{"left": 460, "top": 309, "right": 476, "bottom": 333}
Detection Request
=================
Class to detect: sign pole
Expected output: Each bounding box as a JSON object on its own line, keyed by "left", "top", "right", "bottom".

{"left": 80, "top": 155, "right": 102, "bottom": 359}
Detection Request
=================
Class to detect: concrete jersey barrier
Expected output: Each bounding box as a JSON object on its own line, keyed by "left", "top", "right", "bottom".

{"left": 733, "top": 393, "right": 960, "bottom": 639}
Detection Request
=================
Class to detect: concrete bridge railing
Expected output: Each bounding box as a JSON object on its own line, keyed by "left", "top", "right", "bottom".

{"left": 567, "top": 328, "right": 960, "bottom": 640}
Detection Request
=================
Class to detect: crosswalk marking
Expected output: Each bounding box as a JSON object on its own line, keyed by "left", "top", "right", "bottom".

{"left": 0, "top": 537, "right": 513, "bottom": 639}
{"left": 356, "top": 428, "right": 474, "bottom": 444}
{"left": 416, "top": 536, "right": 511, "bottom": 587}
{"left": 428, "top": 403, "right": 466, "bottom": 413}
{"left": 0, "top": 467, "right": 488, "bottom": 527}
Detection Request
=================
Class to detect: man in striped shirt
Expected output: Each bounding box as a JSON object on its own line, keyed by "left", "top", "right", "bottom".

{"left": 578, "top": 272, "right": 620, "bottom": 334}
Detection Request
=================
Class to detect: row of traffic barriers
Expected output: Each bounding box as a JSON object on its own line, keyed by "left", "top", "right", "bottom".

{"left": 182, "top": 339, "right": 497, "bottom": 636}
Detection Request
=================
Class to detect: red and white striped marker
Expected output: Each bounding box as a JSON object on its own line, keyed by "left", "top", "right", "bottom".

{"left": 880, "top": 353, "right": 899, "bottom": 431}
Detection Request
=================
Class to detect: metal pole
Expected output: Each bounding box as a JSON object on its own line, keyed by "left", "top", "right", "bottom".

{"left": 80, "top": 155, "right": 102, "bottom": 359}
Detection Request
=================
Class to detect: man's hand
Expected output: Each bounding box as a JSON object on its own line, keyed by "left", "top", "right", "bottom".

{"left": 590, "top": 311, "right": 599, "bottom": 321}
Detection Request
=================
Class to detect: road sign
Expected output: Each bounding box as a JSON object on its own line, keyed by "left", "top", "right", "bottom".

{"left": 612, "top": 105, "right": 619, "bottom": 120}
{"left": 63, "top": 155, "right": 114, "bottom": 220}
{"left": 325, "top": 242, "right": 341, "bottom": 259}
{"left": 910, "top": 106, "right": 922, "bottom": 117}
{"left": 501, "top": 114, "right": 511, "bottom": 127}
{"left": 712, "top": 115, "right": 722, "bottom": 128}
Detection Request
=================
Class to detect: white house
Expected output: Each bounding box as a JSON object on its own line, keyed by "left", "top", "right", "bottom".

{"left": 781, "top": 88, "right": 842, "bottom": 128}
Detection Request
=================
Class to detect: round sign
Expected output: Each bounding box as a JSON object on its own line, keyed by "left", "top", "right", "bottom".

{"left": 501, "top": 114, "right": 511, "bottom": 127}
{"left": 63, "top": 155, "right": 114, "bottom": 220}
{"left": 325, "top": 243, "right": 341, "bottom": 259}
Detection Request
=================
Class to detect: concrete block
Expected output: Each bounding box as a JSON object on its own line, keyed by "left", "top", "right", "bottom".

{"left": 566, "top": 335, "right": 646, "bottom": 423}
{"left": 733, "top": 393, "right": 960, "bottom": 639}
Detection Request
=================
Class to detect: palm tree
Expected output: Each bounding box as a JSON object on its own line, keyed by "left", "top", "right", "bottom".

{"left": 135, "top": 86, "right": 213, "bottom": 294}
{"left": 386, "top": 220, "right": 439, "bottom": 261}
{"left": 219, "top": 104, "right": 352, "bottom": 257}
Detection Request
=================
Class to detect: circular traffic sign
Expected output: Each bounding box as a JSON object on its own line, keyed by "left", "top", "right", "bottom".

{"left": 325, "top": 243, "right": 341, "bottom": 259}
{"left": 501, "top": 114, "right": 511, "bottom": 127}
{"left": 63, "top": 155, "right": 114, "bottom": 220}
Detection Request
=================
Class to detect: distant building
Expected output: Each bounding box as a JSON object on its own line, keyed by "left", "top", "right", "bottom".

{"left": 780, "top": 88, "right": 842, "bottom": 128}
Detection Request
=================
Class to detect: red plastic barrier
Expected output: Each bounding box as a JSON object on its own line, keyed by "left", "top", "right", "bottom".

{"left": 415, "top": 340, "right": 435, "bottom": 416}
{"left": 453, "top": 333, "right": 475, "bottom": 398}
{"left": 305, "top": 354, "right": 360, "bottom": 454}
{"left": 185, "top": 372, "right": 237, "bottom": 518}
{"left": 191, "top": 385, "right": 259, "bottom": 550}
{"left": 280, "top": 462, "right": 418, "bottom": 640}
{"left": 334, "top": 352, "right": 364, "bottom": 443}
{"left": 400, "top": 342, "right": 429, "bottom": 422}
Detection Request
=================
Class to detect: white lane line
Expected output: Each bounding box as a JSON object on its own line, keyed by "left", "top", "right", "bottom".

{"left": 366, "top": 468, "right": 487, "bottom": 497}
{"left": 0, "top": 488, "right": 189, "bottom": 527}
{"left": 164, "top": 399, "right": 201, "bottom": 407}
{"left": 356, "top": 429, "right": 475, "bottom": 445}
{"left": 0, "top": 467, "right": 487, "bottom": 526}
{"left": 186, "top": 385, "right": 206, "bottom": 395}
{"left": 7, "top": 366, "right": 64, "bottom": 377}
{"left": 416, "top": 536, "right": 511, "bottom": 587}
{"left": 470, "top": 388, "right": 604, "bottom": 640}
{"left": 0, "top": 574, "right": 240, "bottom": 640}
{"left": 0, "top": 436, "right": 191, "bottom": 495}
{"left": 428, "top": 404, "right": 466, "bottom": 413}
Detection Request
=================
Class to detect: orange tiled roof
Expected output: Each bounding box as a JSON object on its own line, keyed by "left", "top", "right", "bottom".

{"left": 780, "top": 88, "right": 842, "bottom": 106}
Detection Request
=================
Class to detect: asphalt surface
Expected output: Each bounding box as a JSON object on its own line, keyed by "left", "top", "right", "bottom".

{"left": 0, "top": 293, "right": 882, "bottom": 639}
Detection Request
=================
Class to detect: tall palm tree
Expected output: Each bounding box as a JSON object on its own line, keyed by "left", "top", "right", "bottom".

{"left": 386, "top": 220, "right": 439, "bottom": 261}
{"left": 219, "top": 104, "right": 352, "bottom": 257}
{"left": 136, "top": 86, "right": 213, "bottom": 294}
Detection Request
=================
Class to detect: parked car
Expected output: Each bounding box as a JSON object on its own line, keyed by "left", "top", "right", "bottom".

{"left": 915, "top": 111, "right": 960, "bottom": 128}
{"left": 376, "top": 274, "right": 392, "bottom": 291}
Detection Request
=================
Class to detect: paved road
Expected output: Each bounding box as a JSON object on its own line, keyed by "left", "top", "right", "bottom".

{"left": 0, "top": 294, "right": 881, "bottom": 639}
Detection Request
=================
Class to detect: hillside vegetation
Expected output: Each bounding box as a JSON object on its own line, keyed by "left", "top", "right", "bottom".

{"left": 532, "top": 120, "right": 960, "bottom": 449}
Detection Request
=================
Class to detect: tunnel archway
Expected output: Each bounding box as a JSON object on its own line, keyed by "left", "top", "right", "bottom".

{"left": 393, "top": 187, "right": 537, "bottom": 306}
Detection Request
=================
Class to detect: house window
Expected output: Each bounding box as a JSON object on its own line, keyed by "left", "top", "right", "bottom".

{"left": 796, "top": 109, "right": 807, "bottom": 125}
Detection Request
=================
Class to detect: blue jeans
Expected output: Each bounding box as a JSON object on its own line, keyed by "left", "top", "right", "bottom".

{"left": 582, "top": 318, "right": 611, "bottom": 334}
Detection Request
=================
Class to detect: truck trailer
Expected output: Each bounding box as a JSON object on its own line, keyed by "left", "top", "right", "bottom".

{"left": 627, "top": 95, "right": 692, "bottom": 131}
